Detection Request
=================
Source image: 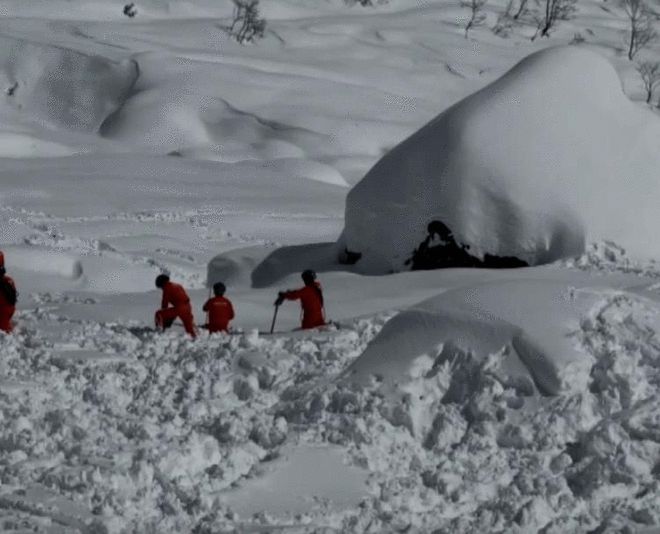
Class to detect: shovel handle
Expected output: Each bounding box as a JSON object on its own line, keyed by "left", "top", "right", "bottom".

{"left": 270, "top": 303, "right": 280, "bottom": 334}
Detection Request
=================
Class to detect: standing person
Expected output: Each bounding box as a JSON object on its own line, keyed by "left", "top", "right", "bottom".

{"left": 275, "top": 269, "right": 325, "bottom": 330}
{"left": 0, "top": 251, "right": 17, "bottom": 334}
{"left": 203, "top": 282, "right": 235, "bottom": 334}
{"left": 154, "top": 274, "right": 196, "bottom": 338}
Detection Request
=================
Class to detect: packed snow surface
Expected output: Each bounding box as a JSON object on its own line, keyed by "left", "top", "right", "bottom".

{"left": 2, "top": 0, "right": 660, "bottom": 532}
{"left": 342, "top": 46, "right": 660, "bottom": 273}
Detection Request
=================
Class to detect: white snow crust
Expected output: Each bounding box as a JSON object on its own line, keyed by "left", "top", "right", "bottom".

{"left": 342, "top": 46, "right": 660, "bottom": 273}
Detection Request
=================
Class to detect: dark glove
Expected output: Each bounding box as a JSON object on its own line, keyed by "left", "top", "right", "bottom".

{"left": 274, "top": 292, "right": 285, "bottom": 306}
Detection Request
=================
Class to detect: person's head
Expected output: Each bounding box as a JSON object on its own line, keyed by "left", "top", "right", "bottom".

{"left": 301, "top": 269, "right": 316, "bottom": 286}
{"left": 213, "top": 281, "right": 226, "bottom": 297}
{"left": 155, "top": 273, "right": 170, "bottom": 289}
{"left": 0, "top": 251, "right": 6, "bottom": 277}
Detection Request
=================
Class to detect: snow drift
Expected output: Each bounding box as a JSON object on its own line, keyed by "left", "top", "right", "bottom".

{"left": 343, "top": 279, "right": 609, "bottom": 396}
{"left": 340, "top": 46, "right": 660, "bottom": 274}
{"left": 0, "top": 35, "right": 137, "bottom": 131}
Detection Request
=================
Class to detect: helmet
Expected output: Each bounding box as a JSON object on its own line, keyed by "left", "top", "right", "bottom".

{"left": 213, "top": 281, "right": 226, "bottom": 296}
{"left": 155, "top": 274, "right": 170, "bottom": 288}
{"left": 301, "top": 269, "right": 316, "bottom": 285}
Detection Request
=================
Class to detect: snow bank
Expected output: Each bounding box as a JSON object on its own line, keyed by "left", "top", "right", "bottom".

{"left": 100, "top": 92, "right": 295, "bottom": 159}
{"left": 0, "top": 34, "right": 137, "bottom": 131}
{"left": 340, "top": 46, "right": 660, "bottom": 273}
{"left": 101, "top": 90, "right": 348, "bottom": 184}
{"left": 345, "top": 279, "right": 614, "bottom": 396}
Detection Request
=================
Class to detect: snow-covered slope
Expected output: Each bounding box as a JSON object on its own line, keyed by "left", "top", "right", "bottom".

{"left": 0, "top": 35, "right": 137, "bottom": 131}
{"left": 341, "top": 46, "right": 660, "bottom": 273}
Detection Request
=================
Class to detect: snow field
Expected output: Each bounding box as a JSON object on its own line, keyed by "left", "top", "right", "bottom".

{"left": 3, "top": 0, "right": 660, "bottom": 531}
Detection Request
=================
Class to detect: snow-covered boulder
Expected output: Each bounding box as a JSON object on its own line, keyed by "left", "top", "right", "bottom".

{"left": 339, "top": 46, "right": 660, "bottom": 274}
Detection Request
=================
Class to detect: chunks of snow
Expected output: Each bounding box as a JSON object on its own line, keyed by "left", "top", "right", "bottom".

{"left": 340, "top": 46, "right": 660, "bottom": 273}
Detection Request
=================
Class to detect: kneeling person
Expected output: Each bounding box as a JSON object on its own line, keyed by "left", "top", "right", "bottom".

{"left": 203, "top": 282, "right": 235, "bottom": 334}
{"left": 155, "top": 274, "right": 196, "bottom": 338}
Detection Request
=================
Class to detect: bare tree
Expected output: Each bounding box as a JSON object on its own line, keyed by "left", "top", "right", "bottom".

{"left": 502, "top": 0, "right": 516, "bottom": 17}
{"left": 636, "top": 61, "right": 660, "bottom": 102}
{"left": 229, "top": 0, "right": 266, "bottom": 44}
{"left": 492, "top": 15, "right": 513, "bottom": 37}
{"left": 513, "top": 0, "right": 531, "bottom": 20}
{"left": 621, "top": 0, "right": 657, "bottom": 60}
{"left": 532, "top": 0, "right": 577, "bottom": 39}
{"left": 463, "top": 0, "right": 488, "bottom": 38}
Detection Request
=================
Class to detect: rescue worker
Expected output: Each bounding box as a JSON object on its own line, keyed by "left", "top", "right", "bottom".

{"left": 275, "top": 269, "right": 325, "bottom": 330}
{"left": 202, "top": 282, "right": 235, "bottom": 334}
{"left": 154, "top": 274, "right": 196, "bottom": 338}
{"left": 0, "top": 251, "right": 17, "bottom": 333}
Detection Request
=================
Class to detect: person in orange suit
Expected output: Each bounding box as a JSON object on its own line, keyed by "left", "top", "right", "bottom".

{"left": 203, "top": 282, "right": 235, "bottom": 334}
{"left": 276, "top": 269, "right": 325, "bottom": 330}
{"left": 154, "top": 274, "right": 196, "bottom": 338}
{"left": 0, "top": 251, "right": 17, "bottom": 333}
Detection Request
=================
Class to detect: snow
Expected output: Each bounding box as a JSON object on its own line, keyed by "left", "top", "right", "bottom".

{"left": 344, "top": 278, "right": 660, "bottom": 397}
{"left": 2, "top": 0, "right": 660, "bottom": 531}
{"left": 0, "top": 34, "right": 137, "bottom": 132}
{"left": 342, "top": 45, "right": 660, "bottom": 273}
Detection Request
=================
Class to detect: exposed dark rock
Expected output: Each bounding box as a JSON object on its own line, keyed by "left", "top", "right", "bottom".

{"left": 407, "top": 221, "right": 528, "bottom": 270}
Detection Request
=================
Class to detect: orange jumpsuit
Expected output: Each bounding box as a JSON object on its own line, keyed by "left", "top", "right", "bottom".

{"left": 0, "top": 275, "right": 16, "bottom": 333}
{"left": 203, "top": 296, "right": 235, "bottom": 333}
{"left": 283, "top": 282, "right": 325, "bottom": 330}
{"left": 155, "top": 281, "right": 196, "bottom": 338}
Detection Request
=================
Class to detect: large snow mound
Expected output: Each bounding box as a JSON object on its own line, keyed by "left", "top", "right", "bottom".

{"left": 340, "top": 46, "right": 660, "bottom": 273}
{"left": 0, "top": 35, "right": 137, "bottom": 131}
